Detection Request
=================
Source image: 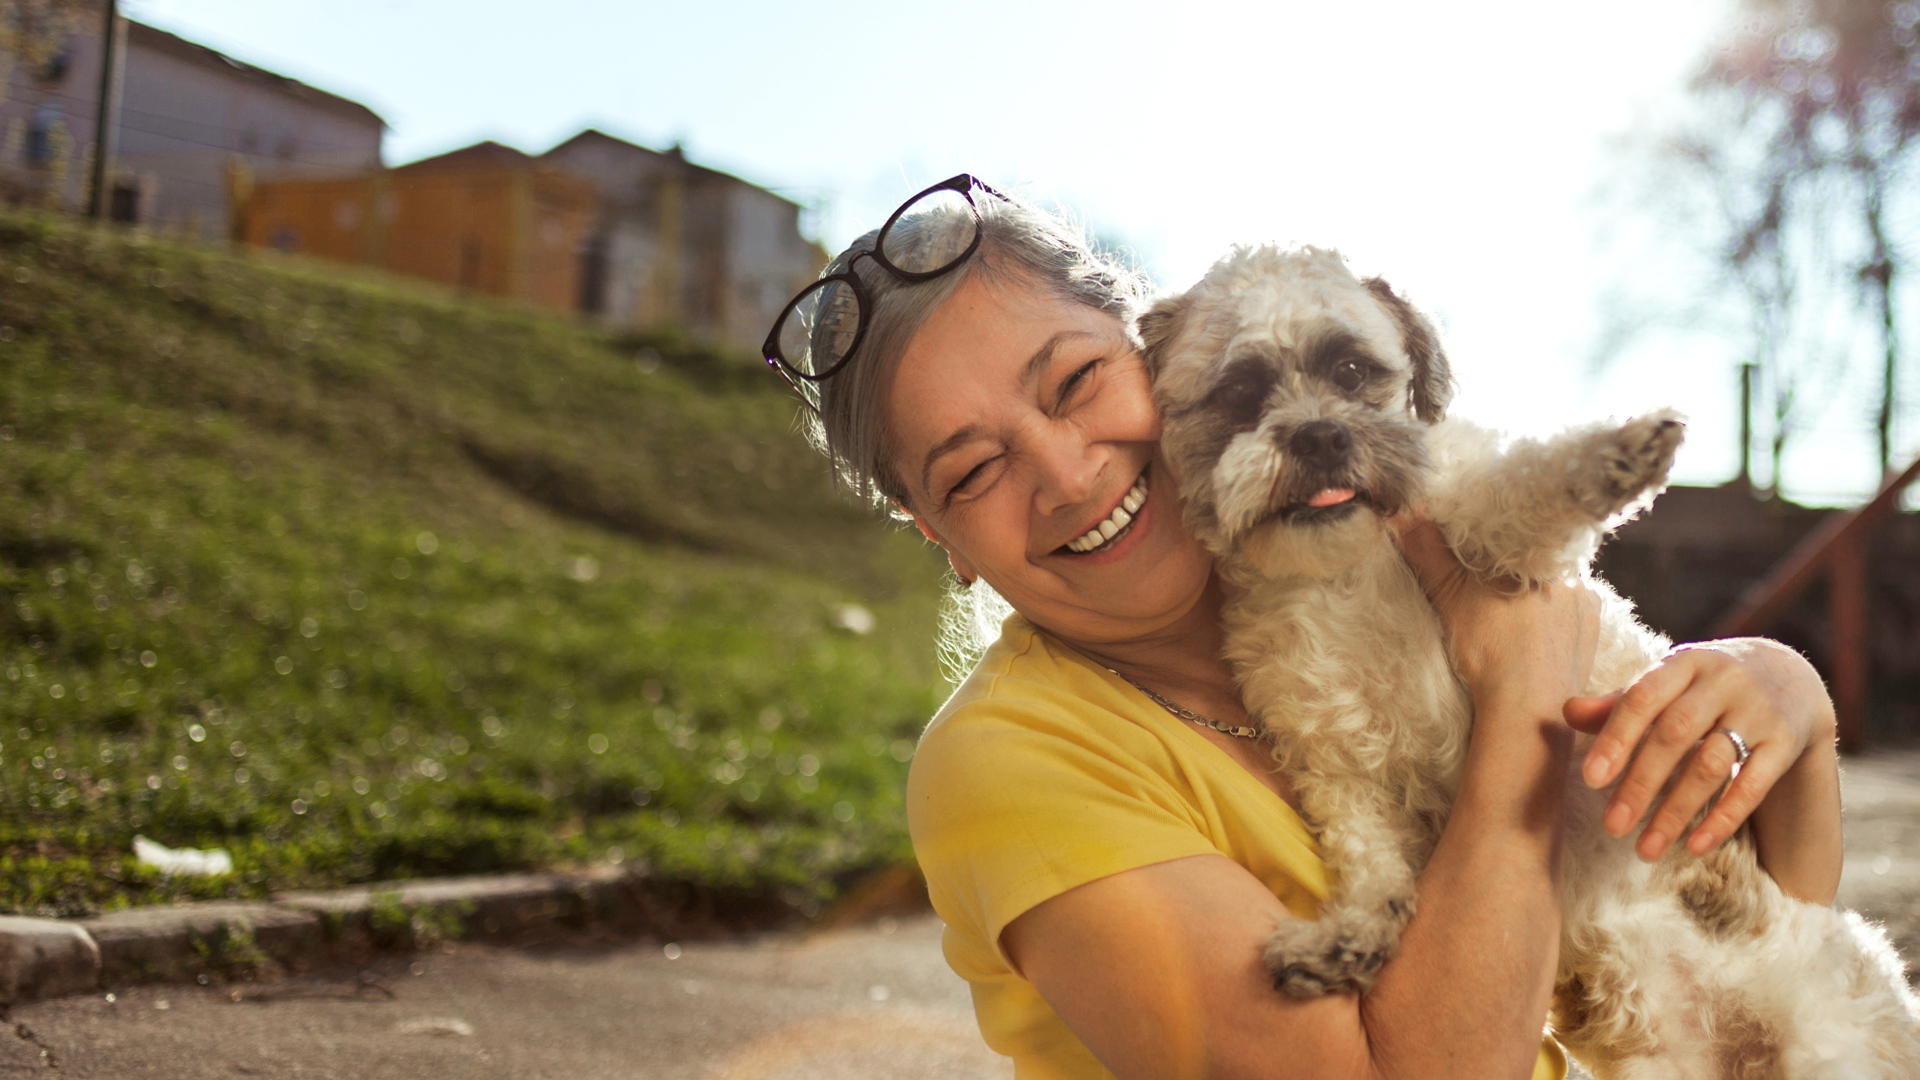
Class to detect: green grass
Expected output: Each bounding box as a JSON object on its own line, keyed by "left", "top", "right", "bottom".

{"left": 0, "top": 209, "right": 949, "bottom": 917}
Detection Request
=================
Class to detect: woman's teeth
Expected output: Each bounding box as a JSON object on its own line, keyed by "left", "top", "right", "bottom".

{"left": 1066, "top": 473, "right": 1149, "bottom": 554}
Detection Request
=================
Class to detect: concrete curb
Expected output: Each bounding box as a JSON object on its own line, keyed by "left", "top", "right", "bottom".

{"left": 81, "top": 901, "right": 324, "bottom": 983}
{"left": 0, "top": 866, "right": 640, "bottom": 1007}
{"left": 0, "top": 915, "right": 101, "bottom": 1007}
{"left": 275, "top": 866, "right": 628, "bottom": 941}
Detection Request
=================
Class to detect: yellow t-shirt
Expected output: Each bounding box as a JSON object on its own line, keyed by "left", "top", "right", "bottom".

{"left": 907, "top": 614, "right": 1566, "bottom": 1080}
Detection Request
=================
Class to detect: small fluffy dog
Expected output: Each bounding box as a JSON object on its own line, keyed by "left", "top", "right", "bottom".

{"left": 1140, "top": 244, "right": 1920, "bottom": 1078}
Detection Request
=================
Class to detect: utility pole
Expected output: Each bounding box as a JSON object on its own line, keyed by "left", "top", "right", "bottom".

{"left": 1737, "top": 361, "right": 1755, "bottom": 491}
{"left": 87, "top": 0, "right": 124, "bottom": 220}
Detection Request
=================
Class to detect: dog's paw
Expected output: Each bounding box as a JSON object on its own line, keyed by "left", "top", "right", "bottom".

{"left": 1261, "top": 911, "right": 1403, "bottom": 998}
{"left": 1572, "top": 409, "right": 1685, "bottom": 521}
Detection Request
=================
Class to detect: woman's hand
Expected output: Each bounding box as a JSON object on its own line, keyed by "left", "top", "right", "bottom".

{"left": 1393, "top": 517, "right": 1601, "bottom": 722}
{"left": 1564, "top": 639, "right": 1842, "bottom": 902}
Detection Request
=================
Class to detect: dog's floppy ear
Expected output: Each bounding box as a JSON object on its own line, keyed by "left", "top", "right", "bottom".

{"left": 1133, "top": 292, "right": 1191, "bottom": 375}
{"left": 1363, "top": 276, "right": 1453, "bottom": 423}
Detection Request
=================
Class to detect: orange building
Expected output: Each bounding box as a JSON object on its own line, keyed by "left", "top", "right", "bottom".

{"left": 240, "top": 142, "right": 598, "bottom": 313}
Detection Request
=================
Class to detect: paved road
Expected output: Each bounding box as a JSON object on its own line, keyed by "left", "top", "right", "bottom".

{"left": 2, "top": 914, "right": 1008, "bottom": 1080}
{"left": 1834, "top": 749, "right": 1920, "bottom": 960}
{"left": 7, "top": 751, "right": 1918, "bottom": 1079}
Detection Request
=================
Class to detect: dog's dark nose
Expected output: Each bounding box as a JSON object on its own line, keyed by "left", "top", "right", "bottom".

{"left": 1290, "top": 420, "right": 1352, "bottom": 467}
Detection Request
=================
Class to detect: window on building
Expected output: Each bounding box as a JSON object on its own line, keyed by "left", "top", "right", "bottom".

{"left": 26, "top": 105, "right": 60, "bottom": 165}
{"left": 578, "top": 233, "right": 609, "bottom": 314}
{"left": 35, "top": 45, "right": 72, "bottom": 84}
{"left": 459, "top": 235, "right": 483, "bottom": 289}
{"left": 109, "top": 182, "right": 139, "bottom": 224}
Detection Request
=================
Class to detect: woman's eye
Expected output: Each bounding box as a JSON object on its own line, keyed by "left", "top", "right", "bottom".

{"left": 1056, "top": 360, "right": 1099, "bottom": 407}
{"left": 1332, "top": 360, "right": 1367, "bottom": 393}
{"left": 947, "top": 461, "right": 991, "bottom": 501}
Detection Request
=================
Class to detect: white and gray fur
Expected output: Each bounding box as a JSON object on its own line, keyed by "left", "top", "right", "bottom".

{"left": 1142, "top": 245, "right": 1920, "bottom": 1079}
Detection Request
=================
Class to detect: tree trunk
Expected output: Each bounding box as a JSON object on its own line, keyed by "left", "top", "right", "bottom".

{"left": 1861, "top": 165, "right": 1897, "bottom": 480}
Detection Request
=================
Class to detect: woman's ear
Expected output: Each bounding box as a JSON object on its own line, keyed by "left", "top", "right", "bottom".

{"left": 904, "top": 509, "right": 979, "bottom": 586}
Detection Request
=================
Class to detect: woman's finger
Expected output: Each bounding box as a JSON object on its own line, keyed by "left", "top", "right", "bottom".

{"left": 1635, "top": 727, "right": 1750, "bottom": 860}
{"left": 1681, "top": 741, "right": 1789, "bottom": 856}
{"left": 1564, "top": 694, "right": 1620, "bottom": 735}
{"left": 1599, "top": 667, "right": 1733, "bottom": 839}
{"left": 1581, "top": 655, "right": 1700, "bottom": 790}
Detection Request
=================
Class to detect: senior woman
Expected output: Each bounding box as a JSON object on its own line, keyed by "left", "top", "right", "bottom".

{"left": 764, "top": 176, "right": 1841, "bottom": 1080}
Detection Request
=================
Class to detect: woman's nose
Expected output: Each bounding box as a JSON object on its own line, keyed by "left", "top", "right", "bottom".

{"left": 1028, "top": 433, "right": 1101, "bottom": 516}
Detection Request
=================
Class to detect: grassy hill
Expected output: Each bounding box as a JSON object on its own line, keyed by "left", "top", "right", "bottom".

{"left": 0, "top": 209, "right": 949, "bottom": 917}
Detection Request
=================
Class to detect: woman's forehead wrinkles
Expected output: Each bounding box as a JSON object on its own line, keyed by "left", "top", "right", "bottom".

{"left": 1021, "top": 330, "right": 1095, "bottom": 388}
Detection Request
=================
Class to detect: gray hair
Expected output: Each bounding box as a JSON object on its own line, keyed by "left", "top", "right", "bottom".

{"left": 804, "top": 186, "right": 1155, "bottom": 516}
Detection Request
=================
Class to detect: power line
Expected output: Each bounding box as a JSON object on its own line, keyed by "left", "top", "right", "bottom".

{"left": 12, "top": 85, "right": 378, "bottom": 166}
{"left": 8, "top": 116, "right": 376, "bottom": 174}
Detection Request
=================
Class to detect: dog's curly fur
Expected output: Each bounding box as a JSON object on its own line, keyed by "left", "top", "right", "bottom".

{"left": 1141, "top": 244, "right": 1920, "bottom": 1078}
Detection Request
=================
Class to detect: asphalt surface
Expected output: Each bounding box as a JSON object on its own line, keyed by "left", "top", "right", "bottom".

{"left": 7, "top": 750, "right": 1919, "bottom": 1079}
{"left": 1833, "top": 749, "right": 1920, "bottom": 961}
{"left": 1, "top": 915, "right": 1006, "bottom": 1079}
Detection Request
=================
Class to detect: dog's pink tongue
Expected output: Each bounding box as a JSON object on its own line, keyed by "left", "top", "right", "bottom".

{"left": 1307, "top": 488, "right": 1356, "bottom": 508}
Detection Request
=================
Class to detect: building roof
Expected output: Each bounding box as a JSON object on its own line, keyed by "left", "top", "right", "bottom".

{"left": 545, "top": 128, "right": 684, "bottom": 162}
{"left": 128, "top": 21, "right": 386, "bottom": 130}
{"left": 379, "top": 140, "right": 599, "bottom": 208}
{"left": 541, "top": 128, "right": 804, "bottom": 209}
{"left": 1609, "top": 483, "right": 1827, "bottom": 552}
{"left": 396, "top": 140, "right": 539, "bottom": 172}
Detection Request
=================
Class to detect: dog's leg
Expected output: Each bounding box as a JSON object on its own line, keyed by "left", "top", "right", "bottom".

{"left": 1262, "top": 780, "right": 1418, "bottom": 996}
{"left": 1421, "top": 411, "right": 1684, "bottom": 587}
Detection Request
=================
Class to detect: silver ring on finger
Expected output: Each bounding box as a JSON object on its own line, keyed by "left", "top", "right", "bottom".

{"left": 1717, "top": 728, "right": 1752, "bottom": 775}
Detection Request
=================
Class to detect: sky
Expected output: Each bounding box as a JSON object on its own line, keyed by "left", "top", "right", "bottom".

{"left": 123, "top": 0, "right": 1918, "bottom": 506}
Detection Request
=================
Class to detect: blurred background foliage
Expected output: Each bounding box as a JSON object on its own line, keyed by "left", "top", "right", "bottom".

{"left": 1602, "top": 0, "right": 1919, "bottom": 489}
{"left": 0, "top": 206, "right": 949, "bottom": 917}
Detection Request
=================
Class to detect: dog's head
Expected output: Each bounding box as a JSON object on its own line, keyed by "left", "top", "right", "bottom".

{"left": 1140, "top": 245, "right": 1453, "bottom": 580}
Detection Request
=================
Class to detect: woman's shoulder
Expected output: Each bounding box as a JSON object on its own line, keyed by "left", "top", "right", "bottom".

{"left": 912, "top": 618, "right": 1161, "bottom": 801}
{"left": 925, "top": 614, "right": 1128, "bottom": 738}
{"left": 907, "top": 618, "right": 1230, "bottom": 947}
{"left": 906, "top": 614, "right": 1331, "bottom": 960}
{"left": 908, "top": 614, "right": 1200, "bottom": 832}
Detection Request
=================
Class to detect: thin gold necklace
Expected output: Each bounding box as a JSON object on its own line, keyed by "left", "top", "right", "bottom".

{"left": 1108, "top": 670, "right": 1261, "bottom": 740}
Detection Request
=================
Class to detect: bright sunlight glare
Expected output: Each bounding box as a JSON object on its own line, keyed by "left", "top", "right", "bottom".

{"left": 124, "top": 0, "right": 1907, "bottom": 504}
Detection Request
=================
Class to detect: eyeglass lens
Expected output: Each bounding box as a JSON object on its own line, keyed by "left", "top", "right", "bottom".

{"left": 773, "top": 179, "right": 983, "bottom": 379}
{"left": 877, "top": 186, "right": 979, "bottom": 275}
{"left": 778, "top": 278, "right": 864, "bottom": 378}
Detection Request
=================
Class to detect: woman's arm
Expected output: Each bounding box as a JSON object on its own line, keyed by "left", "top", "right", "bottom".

{"left": 1001, "top": 521, "right": 1596, "bottom": 1080}
{"left": 1567, "top": 638, "right": 1842, "bottom": 903}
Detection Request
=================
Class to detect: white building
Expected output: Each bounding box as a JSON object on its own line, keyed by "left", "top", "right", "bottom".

{"left": 3, "top": 14, "right": 820, "bottom": 353}
{"left": 0, "top": 9, "right": 383, "bottom": 237}
{"left": 543, "top": 130, "right": 825, "bottom": 350}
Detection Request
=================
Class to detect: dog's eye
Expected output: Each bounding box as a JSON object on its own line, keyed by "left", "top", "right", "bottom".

{"left": 1332, "top": 360, "right": 1368, "bottom": 393}
{"left": 1205, "top": 364, "right": 1275, "bottom": 430}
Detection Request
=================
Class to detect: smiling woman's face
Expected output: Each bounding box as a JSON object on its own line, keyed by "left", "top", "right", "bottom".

{"left": 888, "top": 270, "right": 1217, "bottom": 649}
